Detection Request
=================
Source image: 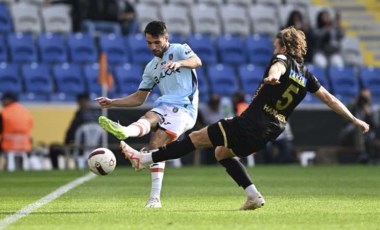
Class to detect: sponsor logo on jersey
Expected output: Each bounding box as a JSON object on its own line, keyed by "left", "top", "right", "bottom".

{"left": 289, "top": 69, "right": 307, "bottom": 87}
{"left": 263, "top": 104, "right": 286, "bottom": 122}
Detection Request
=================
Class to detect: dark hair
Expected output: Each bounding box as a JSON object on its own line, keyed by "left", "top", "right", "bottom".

{"left": 286, "top": 10, "right": 303, "bottom": 28}
{"left": 1, "top": 92, "right": 18, "bottom": 102}
{"left": 144, "top": 21, "right": 168, "bottom": 37}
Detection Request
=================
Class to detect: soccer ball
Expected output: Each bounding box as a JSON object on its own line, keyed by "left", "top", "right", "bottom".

{"left": 87, "top": 147, "right": 116, "bottom": 176}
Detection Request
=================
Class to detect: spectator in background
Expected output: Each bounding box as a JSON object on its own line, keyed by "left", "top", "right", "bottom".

{"left": 285, "top": 10, "right": 315, "bottom": 64}
{"left": 231, "top": 90, "right": 249, "bottom": 116}
{"left": 0, "top": 92, "right": 34, "bottom": 172}
{"left": 117, "top": 0, "right": 137, "bottom": 35}
{"left": 339, "top": 88, "right": 377, "bottom": 163}
{"left": 314, "top": 10, "right": 345, "bottom": 68}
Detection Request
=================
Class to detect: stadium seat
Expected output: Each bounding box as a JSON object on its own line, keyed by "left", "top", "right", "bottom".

{"left": 126, "top": 33, "right": 153, "bottom": 65}
{"left": 248, "top": 4, "right": 279, "bottom": 37}
{"left": 307, "top": 64, "right": 330, "bottom": 91}
{"left": 21, "top": 62, "right": 53, "bottom": 101}
{"left": 219, "top": 4, "right": 250, "bottom": 36}
{"left": 0, "top": 3, "right": 12, "bottom": 34}
{"left": 135, "top": 3, "right": 161, "bottom": 33}
{"left": 190, "top": 4, "right": 221, "bottom": 35}
{"left": 0, "top": 62, "right": 22, "bottom": 93}
{"left": 170, "top": 34, "right": 185, "bottom": 44}
{"left": 286, "top": 0, "right": 312, "bottom": 11}
{"left": 246, "top": 34, "right": 273, "bottom": 66}
{"left": 37, "top": 33, "right": 67, "bottom": 63}
{"left": 83, "top": 62, "right": 117, "bottom": 98}
{"left": 206, "top": 64, "right": 239, "bottom": 97}
{"left": 196, "top": 68, "right": 210, "bottom": 103}
{"left": 9, "top": 2, "right": 42, "bottom": 34}
{"left": 187, "top": 34, "right": 217, "bottom": 65}
{"left": 113, "top": 63, "right": 143, "bottom": 95}
{"left": 256, "top": 0, "right": 282, "bottom": 7}
{"left": 81, "top": 20, "right": 121, "bottom": 35}
{"left": 160, "top": 4, "right": 191, "bottom": 36}
{"left": 237, "top": 64, "right": 265, "bottom": 95}
{"left": 138, "top": 0, "right": 165, "bottom": 6}
{"left": 225, "top": 0, "right": 251, "bottom": 7}
{"left": 67, "top": 33, "right": 97, "bottom": 64}
{"left": 52, "top": 63, "right": 85, "bottom": 96}
{"left": 41, "top": 4, "right": 72, "bottom": 34}
{"left": 0, "top": 36, "right": 7, "bottom": 62}
{"left": 167, "top": 0, "right": 195, "bottom": 7}
{"left": 328, "top": 66, "right": 359, "bottom": 104}
{"left": 7, "top": 33, "right": 38, "bottom": 63}
{"left": 99, "top": 33, "right": 129, "bottom": 65}
{"left": 359, "top": 66, "right": 380, "bottom": 104}
{"left": 216, "top": 35, "right": 246, "bottom": 65}
{"left": 197, "top": 0, "right": 223, "bottom": 6}
{"left": 18, "top": 0, "right": 45, "bottom": 5}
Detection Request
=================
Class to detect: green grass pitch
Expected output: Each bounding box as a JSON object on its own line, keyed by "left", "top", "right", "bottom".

{"left": 1, "top": 165, "right": 380, "bottom": 230}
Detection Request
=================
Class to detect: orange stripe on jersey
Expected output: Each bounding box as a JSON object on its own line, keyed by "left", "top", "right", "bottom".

{"left": 165, "top": 129, "right": 178, "bottom": 141}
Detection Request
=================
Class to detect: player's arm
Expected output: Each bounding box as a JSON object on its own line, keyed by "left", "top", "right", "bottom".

{"left": 263, "top": 62, "right": 286, "bottom": 85}
{"left": 95, "top": 90, "right": 150, "bottom": 108}
{"left": 163, "top": 55, "right": 202, "bottom": 70}
{"left": 313, "top": 86, "right": 370, "bottom": 133}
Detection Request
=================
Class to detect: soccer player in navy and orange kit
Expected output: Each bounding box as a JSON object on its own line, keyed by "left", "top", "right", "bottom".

{"left": 120, "top": 26, "right": 370, "bottom": 210}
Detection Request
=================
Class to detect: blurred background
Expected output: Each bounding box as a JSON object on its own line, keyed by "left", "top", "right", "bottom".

{"left": 0, "top": 0, "right": 379, "bottom": 172}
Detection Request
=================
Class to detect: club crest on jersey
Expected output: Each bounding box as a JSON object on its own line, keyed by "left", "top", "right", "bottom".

{"left": 289, "top": 69, "right": 307, "bottom": 87}
{"left": 169, "top": 53, "right": 173, "bottom": 60}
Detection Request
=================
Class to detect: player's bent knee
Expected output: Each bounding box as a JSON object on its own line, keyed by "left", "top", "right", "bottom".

{"left": 214, "top": 146, "right": 234, "bottom": 161}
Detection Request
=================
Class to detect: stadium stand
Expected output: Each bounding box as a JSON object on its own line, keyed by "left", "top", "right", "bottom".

{"left": 187, "top": 34, "right": 218, "bottom": 65}
{"left": 238, "top": 64, "right": 265, "bottom": 95}
{"left": 216, "top": 35, "right": 247, "bottom": 65}
{"left": 135, "top": 3, "right": 160, "bottom": 33}
{"left": 67, "top": 33, "right": 97, "bottom": 64}
{"left": 359, "top": 66, "right": 380, "bottom": 104}
{"left": 99, "top": 33, "right": 129, "bottom": 65}
{"left": 7, "top": 33, "right": 37, "bottom": 63}
{"left": 83, "top": 62, "right": 117, "bottom": 98}
{"left": 0, "top": 62, "right": 22, "bottom": 93}
{"left": 0, "top": 3, "right": 12, "bottom": 34}
{"left": 113, "top": 63, "right": 143, "bottom": 96}
{"left": 160, "top": 4, "right": 191, "bottom": 36}
{"left": 37, "top": 33, "right": 68, "bottom": 64}
{"left": 41, "top": 4, "right": 72, "bottom": 34}
{"left": 21, "top": 62, "right": 53, "bottom": 101}
{"left": 328, "top": 66, "right": 359, "bottom": 105}
{"left": 220, "top": 3, "right": 250, "bottom": 36}
{"left": 9, "top": 2, "right": 42, "bottom": 34}
{"left": 126, "top": 33, "right": 152, "bottom": 65}
{"left": 206, "top": 63, "right": 239, "bottom": 97}
{"left": 190, "top": 4, "right": 221, "bottom": 35}
{"left": 52, "top": 63, "right": 85, "bottom": 98}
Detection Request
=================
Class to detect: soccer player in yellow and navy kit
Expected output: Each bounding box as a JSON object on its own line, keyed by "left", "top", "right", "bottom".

{"left": 120, "top": 26, "right": 370, "bottom": 210}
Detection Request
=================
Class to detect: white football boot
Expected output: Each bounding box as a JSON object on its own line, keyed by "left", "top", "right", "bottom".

{"left": 120, "top": 141, "right": 147, "bottom": 171}
{"left": 240, "top": 193, "right": 265, "bottom": 211}
{"left": 145, "top": 197, "right": 162, "bottom": 208}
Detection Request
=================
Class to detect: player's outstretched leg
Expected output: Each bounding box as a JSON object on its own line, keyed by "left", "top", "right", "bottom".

{"left": 240, "top": 193, "right": 265, "bottom": 211}
{"left": 120, "top": 141, "right": 148, "bottom": 171}
{"left": 99, "top": 116, "right": 128, "bottom": 140}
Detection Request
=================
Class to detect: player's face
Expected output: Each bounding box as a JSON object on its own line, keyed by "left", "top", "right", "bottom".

{"left": 273, "top": 38, "right": 286, "bottom": 55}
{"left": 145, "top": 33, "right": 169, "bottom": 57}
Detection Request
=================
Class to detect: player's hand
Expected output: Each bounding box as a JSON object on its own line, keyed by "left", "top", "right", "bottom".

{"left": 95, "top": 97, "right": 113, "bottom": 108}
{"left": 263, "top": 76, "right": 281, "bottom": 85}
{"left": 352, "top": 118, "right": 370, "bottom": 133}
{"left": 163, "top": 61, "right": 181, "bottom": 70}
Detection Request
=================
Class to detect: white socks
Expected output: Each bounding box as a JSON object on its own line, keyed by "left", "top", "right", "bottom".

{"left": 149, "top": 162, "right": 166, "bottom": 199}
{"left": 123, "top": 119, "right": 151, "bottom": 137}
{"left": 245, "top": 184, "right": 259, "bottom": 198}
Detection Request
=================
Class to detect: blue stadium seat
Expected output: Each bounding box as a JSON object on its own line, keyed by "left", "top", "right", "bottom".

{"left": 113, "top": 63, "right": 143, "bottom": 95}
{"left": 196, "top": 68, "right": 210, "bottom": 103}
{"left": 126, "top": 33, "right": 152, "bottom": 65}
{"left": 52, "top": 63, "right": 85, "bottom": 96}
{"left": 0, "top": 35, "right": 7, "bottom": 62}
{"left": 0, "top": 62, "right": 22, "bottom": 93}
{"left": 328, "top": 66, "right": 359, "bottom": 104}
{"left": 37, "top": 33, "right": 67, "bottom": 63}
{"left": 359, "top": 66, "right": 380, "bottom": 104}
{"left": 83, "top": 62, "right": 117, "bottom": 98}
{"left": 82, "top": 20, "right": 121, "bottom": 35}
{"left": 99, "top": 33, "right": 129, "bottom": 65}
{"left": 187, "top": 34, "right": 217, "bottom": 65}
{"left": 170, "top": 34, "right": 185, "bottom": 44}
{"left": 307, "top": 64, "right": 330, "bottom": 91}
{"left": 206, "top": 63, "right": 239, "bottom": 97}
{"left": 21, "top": 62, "right": 53, "bottom": 101}
{"left": 67, "top": 33, "right": 97, "bottom": 64}
{"left": 7, "top": 33, "right": 38, "bottom": 63}
{"left": 246, "top": 35, "right": 273, "bottom": 66}
{"left": 216, "top": 35, "right": 246, "bottom": 65}
{"left": 0, "top": 3, "right": 12, "bottom": 34}
{"left": 238, "top": 64, "right": 265, "bottom": 95}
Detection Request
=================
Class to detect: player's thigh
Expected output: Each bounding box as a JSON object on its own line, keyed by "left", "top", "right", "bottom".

{"left": 141, "top": 111, "right": 161, "bottom": 129}
{"left": 189, "top": 127, "right": 213, "bottom": 148}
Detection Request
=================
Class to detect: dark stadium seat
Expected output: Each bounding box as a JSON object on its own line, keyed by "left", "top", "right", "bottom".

{"left": 113, "top": 63, "right": 143, "bottom": 95}
{"left": 328, "top": 66, "right": 359, "bottom": 104}
{"left": 52, "top": 63, "right": 85, "bottom": 96}
{"left": 21, "top": 62, "right": 53, "bottom": 100}
{"left": 7, "top": 33, "right": 38, "bottom": 63}
{"left": 0, "top": 62, "right": 22, "bottom": 93}
{"left": 99, "top": 33, "right": 129, "bottom": 65}
{"left": 0, "top": 35, "right": 7, "bottom": 62}
{"left": 67, "top": 33, "right": 97, "bottom": 64}
{"left": 359, "top": 66, "right": 380, "bottom": 103}
{"left": 237, "top": 64, "right": 265, "bottom": 95}
{"left": 196, "top": 67, "right": 210, "bottom": 103}
{"left": 0, "top": 3, "right": 12, "bottom": 34}
{"left": 37, "top": 33, "right": 68, "bottom": 64}
{"left": 126, "top": 33, "right": 153, "bottom": 65}
{"left": 206, "top": 63, "right": 239, "bottom": 97}
{"left": 216, "top": 35, "right": 247, "bottom": 65}
{"left": 187, "top": 34, "right": 217, "bottom": 65}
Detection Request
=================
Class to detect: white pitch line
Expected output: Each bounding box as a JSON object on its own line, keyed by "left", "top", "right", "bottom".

{"left": 0, "top": 172, "right": 96, "bottom": 230}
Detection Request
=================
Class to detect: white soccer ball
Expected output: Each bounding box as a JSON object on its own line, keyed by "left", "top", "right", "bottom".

{"left": 87, "top": 147, "right": 116, "bottom": 176}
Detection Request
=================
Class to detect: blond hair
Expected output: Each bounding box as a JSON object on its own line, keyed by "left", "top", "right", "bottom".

{"left": 276, "top": 26, "right": 307, "bottom": 62}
